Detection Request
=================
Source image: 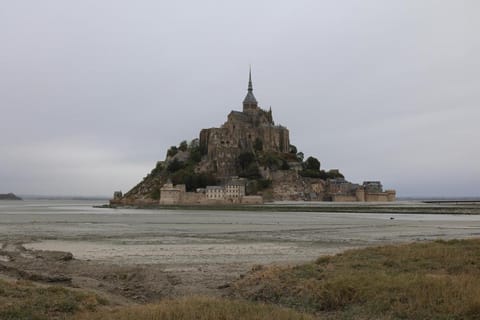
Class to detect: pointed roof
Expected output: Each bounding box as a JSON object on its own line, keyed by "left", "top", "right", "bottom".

{"left": 243, "top": 67, "right": 258, "bottom": 106}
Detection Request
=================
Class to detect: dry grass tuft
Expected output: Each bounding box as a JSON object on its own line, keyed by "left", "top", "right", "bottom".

{"left": 233, "top": 238, "right": 480, "bottom": 319}
{"left": 73, "top": 296, "right": 314, "bottom": 320}
{"left": 0, "top": 278, "right": 107, "bottom": 320}
{"left": 0, "top": 278, "right": 313, "bottom": 320}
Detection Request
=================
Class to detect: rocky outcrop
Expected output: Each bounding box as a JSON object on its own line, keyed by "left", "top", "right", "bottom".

{"left": 111, "top": 71, "right": 394, "bottom": 205}
{"left": 271, "top": 171, "right": 326, "bottom": 201}
{"left": 0, "top": 193, "right": 22, "bottom": 200}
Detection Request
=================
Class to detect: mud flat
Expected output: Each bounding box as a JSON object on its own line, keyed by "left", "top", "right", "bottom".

{"left": 1, "top": 200, "right": 480, "bottom": 303}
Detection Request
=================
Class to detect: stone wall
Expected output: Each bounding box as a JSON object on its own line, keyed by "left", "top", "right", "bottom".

{"left": 331, "top": 195, "right": 358, "bottom": 202}
{"left": 182, "top": 192, "right": 207, "bottom": 205}
{"left": 363, "top": 190, "right": 396, "bottom": 202}
{"left": 241, "top": 195, "right": 263, "bottom": 204}
{"left": 159, "top": 189, "right": 181, "bottom": 205}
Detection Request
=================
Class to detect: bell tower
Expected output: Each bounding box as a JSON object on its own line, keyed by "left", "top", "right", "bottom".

{"left": 242, "top": 68, "right": 258, "bottom": 111}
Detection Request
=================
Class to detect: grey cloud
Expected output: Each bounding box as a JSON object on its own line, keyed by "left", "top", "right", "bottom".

{"left": 0, "top": 1, "right": 478, "bottom": 197}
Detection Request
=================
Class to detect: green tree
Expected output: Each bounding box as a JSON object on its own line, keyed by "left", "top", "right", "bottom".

{"left": 326, "top": 169, "right": 344, "bottom": 179}
{"left": 179, "top": 140, "right": 188, "bottom": 152}
{"left": 240, "top": 163, "right": 261, "bottom": 179}
{"left": 304, "top": 156, "right": 321, "bottom": 171}
{"left": 149, "top": 162, "right": 164, "bottom": 177}
{"left": 189, "top": 138, "right": 199, "bottom": 149}
{"left": 150, "top": 188, "right": 160, "bottom": 200}
{"left": 257, "top": 179, "right": 272, "bottom": 189}
{"left": 189, "top": 148, "right": 202, "bottom": 163}
{"left": 167, "top": 146, "right": 178, "bottom": 157}
{"left": 167, "top": 158, "right": 185, "bottom": 173}
{"left": 296, "top": 152, "right": 304, "bottom": 162}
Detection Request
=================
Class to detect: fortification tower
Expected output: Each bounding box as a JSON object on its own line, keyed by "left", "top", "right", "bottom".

{"left": 243, "top": 68, "right": 258, "bottom": 111}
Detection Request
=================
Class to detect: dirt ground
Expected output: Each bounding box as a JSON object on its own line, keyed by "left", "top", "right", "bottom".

{"left": 0, "top": 239, "right": 357, "bottom": 304}
{"left": 0, "top": 241, "right": 242, "bottom": 303}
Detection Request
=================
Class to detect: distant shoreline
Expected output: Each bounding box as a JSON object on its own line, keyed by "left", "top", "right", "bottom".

{"left": 102, "top": 201, "right": 480, "bottom": 215}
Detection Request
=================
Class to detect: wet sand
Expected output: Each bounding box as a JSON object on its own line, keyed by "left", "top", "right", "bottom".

{"left": 1, "top": 200, "right": 480, "bottom": 302}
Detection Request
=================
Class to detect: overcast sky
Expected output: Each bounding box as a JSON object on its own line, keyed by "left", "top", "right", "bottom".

{"left": 1, "top": 1, "right": 479, "bottom": 198}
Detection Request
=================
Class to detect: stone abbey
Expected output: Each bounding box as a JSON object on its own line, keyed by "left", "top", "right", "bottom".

{"left": 199, "top": 69, "right": 290, "bottom": 177}
{"left": 111, "top": 70, "right": 395, "bottom": 206}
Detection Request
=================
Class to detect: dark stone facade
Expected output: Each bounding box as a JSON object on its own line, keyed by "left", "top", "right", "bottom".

{"left": 199, "top": 72, "right": 290, "bottom": 177}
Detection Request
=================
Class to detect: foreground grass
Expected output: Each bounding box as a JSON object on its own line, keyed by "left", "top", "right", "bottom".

{"left": 233, "top": 238, "right": 480, "bottom": 319}
{"left": 4, "top": 239, "right": 480, "bottom": 319}
{"left": 0, "top": 279, "right": 312, "bottom": 320}
{"left": 0, "top": 279, "right": 107, "bottom": 320}
{"left": 73, "top": 297, "right": 314, "bottom": 320}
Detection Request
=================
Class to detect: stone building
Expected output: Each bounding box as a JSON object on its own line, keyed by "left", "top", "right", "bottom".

{"left": 206, "top": 179, "right": 246, "bottom": 202}
{"left": 199, "top": 70, "right": 290, "bottom": 177}
{"left": 328, "top": 179, "right": 396, "bottom": 202}
{"left": 159, "top": 182, "right": 186, "bottom": 205}
{"left": 158, "top": 179, "right": 258, "bottom": 205}
{"left": 206, "top": 186, "right": 225, "bottom": 200}
{"left": 224, "top": 183, "right": 245, "bottom": 199}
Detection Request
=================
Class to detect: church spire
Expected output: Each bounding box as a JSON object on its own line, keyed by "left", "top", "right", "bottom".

{"left": 248, "top": 66, "right": 253, "bottom": 91}
{"left": 243, "top": 67, "right": 258, "bottom": 111}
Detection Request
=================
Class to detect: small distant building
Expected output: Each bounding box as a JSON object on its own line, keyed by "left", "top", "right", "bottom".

{"left": 113, "top": 191, "right": 123, "bottom": 200}
{"left": 206, "top": 186, "right": 225, "bottom": 200}
{"left": 326, "top": 179, "right": 395, "bottom": 202}
{"left": 206, "top": 179, "right": 248, "bottom": 203}
{"left": 224, "top": 178, "right": 246, "bottom": 199}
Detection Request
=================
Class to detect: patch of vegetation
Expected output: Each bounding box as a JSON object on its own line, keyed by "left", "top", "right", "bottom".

{"left": 232, "top": 238, "right": 480, "bottom": 319}
{"left": 171, "top": 169, "right": 217, "bottom": 191}
{"left": 257, "top": 179, "right": 272, "bottom": 190}
{"left": 166, "top": 146, "right": 178, "bottom": 157}
{"left": 167, "top": 158, "right": 186, "bottom": 173}
{"left": 325, "top": 169, "right": 344, "bottom": 179}
{"left": 298, "top": 156, "right": 344, "bottom": 180}
{"left": 149, "top": 162, "right": 164, "bottom": 177}
{"left": 246, "top": 179, "right": 272, "bottom": 195}
{"left": 0, "top": 279, "right": 107, "bottom": 320}
{"left": 150, "top": 188, "right": 160, "bottom": 200}
{"left": 253, "top": 138, "right": 263, "bottom": 152}
{"left": 299, "top": 156, "right": 321, "bottom": 178}
{"left": 189, "top": 146, "right": 202, "bottom": 164}
{"left": 73, "top": 296, "right": 313, "bottom": 320}
{"left": 236, "top": 152, "right": 261, "bottom": 179}
{"left": 295, "top": 152, "right": 303, "bottom": 162}
{"left": 178, "top": 140, "right": 188, "bottom": 152}
{"left": 237, "top": 152, "right": 256, "bottom": 170}
{"left": 304, "top": 156, "right": 320, "bottom": 171}
{"left": 258, "top": 152, "right": 292, "bottom": 171}
{"left": 289, "top": 144, "right": 297, "bottom": 154}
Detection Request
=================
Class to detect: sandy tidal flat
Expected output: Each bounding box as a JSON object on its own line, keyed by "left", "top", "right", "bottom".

{"left": 1, "top": 200, "right": 480, "bottom": 301}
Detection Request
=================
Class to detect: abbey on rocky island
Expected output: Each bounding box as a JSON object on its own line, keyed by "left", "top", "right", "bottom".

{"left": 110, "top": 70, "right": 395, "bottom": 206}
